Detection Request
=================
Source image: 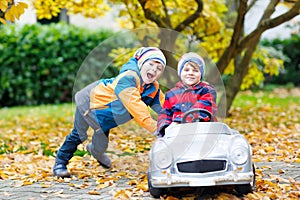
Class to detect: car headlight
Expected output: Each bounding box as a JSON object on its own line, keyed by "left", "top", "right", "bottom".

{"left": 155, "top": 150, "right": 173, "bottom": 169}
{"left": 230, "top": 146, "right": 249, "bottom": 165}
{"left": 152, "top": 139, "right": 173, "bottom": 169}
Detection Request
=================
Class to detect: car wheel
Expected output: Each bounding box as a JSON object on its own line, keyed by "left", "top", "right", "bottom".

{"left": 147, "top": 172, "right": 166, "bottom": 198}
{"left": 235, "top": 164, "right": 256, "bottom": 196}
{"left": 235, "top": 184, "right": 253, "bottom": 196}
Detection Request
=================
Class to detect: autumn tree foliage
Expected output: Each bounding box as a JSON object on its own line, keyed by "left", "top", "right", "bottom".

{"left": 0, "top": 0, "right": 27, "bottom": 24}
{"left": 109, "top": 0, "right": 300, "bottom": 114}
{"left": 2, "top": 0, "right": 300, "bottom": 114}
{"left": 32, "top": 0, "right": 110, "bottom": 20}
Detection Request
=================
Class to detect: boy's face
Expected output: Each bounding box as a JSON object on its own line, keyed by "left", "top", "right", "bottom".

{"left": 180, "top": 62, "right": 201, "bottom": 87}
{"left": 140, "top": 60, "right": 164, "bottom": 84}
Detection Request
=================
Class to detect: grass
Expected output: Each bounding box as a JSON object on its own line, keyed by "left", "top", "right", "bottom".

{"left": 1, "top": 87, "right": 298, "bottom": 119}
{"left": 232, "top": 88, "right": 299, "bottom": 108}
{"left": 0, "top": 103, "right": 74, "bottom": 120}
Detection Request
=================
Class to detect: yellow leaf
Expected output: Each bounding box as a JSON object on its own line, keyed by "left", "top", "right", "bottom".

{"left": 114, "top": 189, "right": 130, "bottom": 198}
{"left": 40, "top": 184, "right": 52, "bottom": 188}
{"left": 136, "top": 183, "right": 148, "bottom": 191}
{"left": 128, "top": 180, "right": 137, "bottom": 185}
{"left": 3, "top": 2, "right": 27, "bottom": 22}
{"left": 95, "top": 183, "right": 110, "bottom": 189}
{"left": 0, "top": 17, "right": 6, "bottom": 24}
{"left": 0, "top": 0, "right": 8, "bottom": 12}
{"left": 165, "top": 196, "right": 180, "bottom": 200}
{"left": 78, "top": 173, "right": 89, "bottom": 179}
{"left": 17, "top": 2, "right": 28, "bottom": 10}
{"left": 88, "top": 190, "right": 100, "bottom": 195}
{"left": 4, "top": 10, "right": 13, "bottom": 22}
{"left": 144, "top": 1, "right": 152, "bottom": 9}
{"left": 22, "top": 181, "right": 33, "bottom": 186}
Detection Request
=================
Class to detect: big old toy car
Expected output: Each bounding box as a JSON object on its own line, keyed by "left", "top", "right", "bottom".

{"left": 148, "top": 108, "right": 255, "bottom": 198}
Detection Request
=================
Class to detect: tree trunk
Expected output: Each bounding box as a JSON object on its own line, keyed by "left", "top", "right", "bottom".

{"left": 219, "top": 0, "right": 300, "bottom": 115}
{"left": 224, "top": 35, "right": 260, "bottom": 115}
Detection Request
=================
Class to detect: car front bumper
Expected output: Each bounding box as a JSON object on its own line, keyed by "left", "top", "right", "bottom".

{"left": 151, "top": 171, "right": 254, "bottom": 187}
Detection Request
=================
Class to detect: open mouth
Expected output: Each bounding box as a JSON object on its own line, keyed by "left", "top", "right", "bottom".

{"left": 147, "top": 73, "right": 154, "bottom": 79}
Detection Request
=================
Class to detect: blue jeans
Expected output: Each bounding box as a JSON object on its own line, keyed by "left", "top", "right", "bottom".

{"left": 55, "top": 108, "right": 109, "bottom": 165}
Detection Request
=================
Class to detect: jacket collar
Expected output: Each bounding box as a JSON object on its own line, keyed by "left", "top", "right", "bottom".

{"left": 176, "top": 81, "right": 204, "bottom": 90}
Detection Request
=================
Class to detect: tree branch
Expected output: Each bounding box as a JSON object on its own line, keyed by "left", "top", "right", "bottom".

{"left": 216, "top": 0, "right": 248, "bottom": 73}
{"left": 174, "top": 0, "right": 203, "bottom": 32}
{"left": 237, "top": 0, "right": 300, "bottom": 54}
{"left": 138, "top": 0, "right": 171, "bottom": 28}
{"left": 161, "top": 0, "right": 171, "bottom": 26}
{"left": 125, "top": 3, "right": 138, "bottom": 28}
{"left": 259, "top": 0, "right": 280, "bottom": 23}
{"left": 247, "top": 0, "right": 257, "bottom": 12}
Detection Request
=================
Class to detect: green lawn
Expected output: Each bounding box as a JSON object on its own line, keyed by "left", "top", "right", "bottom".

{"left": 1, "top": 87, "right": 298, "bottom": 119}
{"left": 0, "top": 103, "right": 74, "bottom": 121}
{"left": 232, "top": 89, "right": 299, "bottom": 108}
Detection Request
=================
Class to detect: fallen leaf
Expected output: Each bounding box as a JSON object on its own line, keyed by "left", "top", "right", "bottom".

{"left": 88, "top": 190, "right": 100, "bottom": 195}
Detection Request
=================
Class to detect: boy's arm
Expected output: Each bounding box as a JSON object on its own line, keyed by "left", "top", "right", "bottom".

{"left": 157, "top": 93, "right": 173, "bottom": 135}
{"left": 115, "top": 73, "right": 157, "bottom": 133}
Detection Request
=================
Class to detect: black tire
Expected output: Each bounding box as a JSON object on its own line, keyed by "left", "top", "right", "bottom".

{"left": 235, "top": 184, "right": 253, "bottom": 196}
{"left": 235, "top": 164, "right": 256, "bottom": 196}
{"left": 147, "top": 172, "right": 166, "bottom": 198}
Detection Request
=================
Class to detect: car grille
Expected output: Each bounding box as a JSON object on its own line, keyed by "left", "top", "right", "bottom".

{"left": 177, "top": 159, "right": 227, "bottom": 173}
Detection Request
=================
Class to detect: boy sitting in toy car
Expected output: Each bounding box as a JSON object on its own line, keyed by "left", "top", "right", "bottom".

{"left": 157, "top": 52, "right": 217, "bottom": 137}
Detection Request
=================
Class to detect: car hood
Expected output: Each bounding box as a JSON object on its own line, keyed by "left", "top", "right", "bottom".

{"left": 154, "top": 122, "right": 241, "bottom": 162}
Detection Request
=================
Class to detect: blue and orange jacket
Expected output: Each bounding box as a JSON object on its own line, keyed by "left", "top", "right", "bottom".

{"left": 89, "top": 57, "right": 164, "bottom": 133}
{"left": 157, "top": 81, "right": 217, "bottom": 134}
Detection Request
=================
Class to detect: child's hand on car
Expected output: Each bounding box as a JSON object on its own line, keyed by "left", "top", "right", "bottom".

{"left": 153, "top": 131, "right": 164, "bottom": 137}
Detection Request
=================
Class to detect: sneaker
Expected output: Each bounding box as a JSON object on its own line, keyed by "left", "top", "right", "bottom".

{"left": 53, "top": 163, "right": 71, "bottom": 178}
{"left": 86, "top": 143, "right": 112, "bottom": 168}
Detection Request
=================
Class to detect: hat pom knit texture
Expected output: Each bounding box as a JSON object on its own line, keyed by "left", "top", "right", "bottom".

{"left": 134, "top": 47, "right": 166, "bottom": 70}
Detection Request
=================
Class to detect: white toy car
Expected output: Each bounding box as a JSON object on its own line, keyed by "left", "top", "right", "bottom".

{"left": 148, "top": 108, "right": 255, "bottom": 198}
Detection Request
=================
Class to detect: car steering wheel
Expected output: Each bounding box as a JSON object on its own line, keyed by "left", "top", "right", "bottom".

{"left": 182, "top": 108, "right": 214, "bottom": 123}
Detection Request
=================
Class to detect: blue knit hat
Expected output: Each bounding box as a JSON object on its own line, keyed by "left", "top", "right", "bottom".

{"left": 134, "top": 47, "right": 166, "bottom": 70}
{"left": 177, "top": 52, "right": 205, "bottom": 80}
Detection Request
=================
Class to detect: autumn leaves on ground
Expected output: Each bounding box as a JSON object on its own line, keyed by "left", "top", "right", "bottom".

{"left": 0, "top": 88, "right": 299, "bottom": 199}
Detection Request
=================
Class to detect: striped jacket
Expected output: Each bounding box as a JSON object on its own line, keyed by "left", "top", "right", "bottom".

{"left": 89, "top": 57, "right": 164, "bottom": 133}
{"left": 157, "top": 81, "right": 217, "bottom": 134}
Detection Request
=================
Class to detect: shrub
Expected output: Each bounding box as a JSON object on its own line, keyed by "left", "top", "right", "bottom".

{"left": 0, "top": 23, "right": 134, "bottom": 106}
{"left": 260, "top": 33, "right": 300, "bottom": 86}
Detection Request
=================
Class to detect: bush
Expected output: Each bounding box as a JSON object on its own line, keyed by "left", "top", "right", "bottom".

{"left": 260, "top": 33, "right": 300, "bottom": 86}
{"left": 0, "top": 23, "right": 134, "bottom": 106}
